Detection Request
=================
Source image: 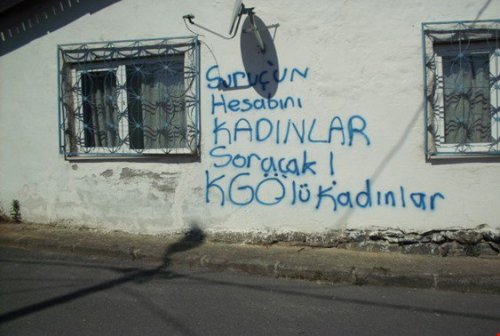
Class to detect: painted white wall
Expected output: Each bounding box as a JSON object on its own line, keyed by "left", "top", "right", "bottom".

{"left": 0, "top": 0, "right": 498, "bottom": 234}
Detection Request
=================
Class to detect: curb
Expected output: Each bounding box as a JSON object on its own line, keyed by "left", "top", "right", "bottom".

{"left": 1, "top": 223, "right": 500, "bottom": 294}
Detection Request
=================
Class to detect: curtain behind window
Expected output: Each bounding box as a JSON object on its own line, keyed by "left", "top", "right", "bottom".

{"left": 443, "top": 54, "right": 491, "bottom": 144}
{"left": 81, "top": 71, "right": 119, "bottom": 148}
{"left": 126, "top": 56, "right": 186, "bottom": 150}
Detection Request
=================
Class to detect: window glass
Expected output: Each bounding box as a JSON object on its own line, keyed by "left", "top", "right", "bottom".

{"left": 126, "top": 57, "right": 186, "bottom": 150}
{"left": 442, "top": 54, "right": 491, "bottom": 144}
{"left": 81, "top": 70, "right": 119, "bottom": 148}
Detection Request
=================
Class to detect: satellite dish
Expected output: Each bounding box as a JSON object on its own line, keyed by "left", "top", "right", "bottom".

{"left": 241, "top": 15, "right": 279, "bottom": 97}
{"left": 229, "top": 0, "right": 243, "bottom": 35}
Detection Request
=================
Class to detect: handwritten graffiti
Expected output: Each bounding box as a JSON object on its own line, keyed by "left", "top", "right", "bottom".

{"left": 206, "top": 64, "right": 309, "bottom": 92}
{"left": 211, "top": 93, "right": 303, "bottom": 114}
{"left": 204, "top": 64, "right": 445, "bottom": 212}
{"left": 210, "top": 147, "right": 317, "bottom": 177}
{"left": 212, "top": 116, "right": 371, "bottom": 146}
{"left": 205, "top": 172, "right": 445, "bottom": 211}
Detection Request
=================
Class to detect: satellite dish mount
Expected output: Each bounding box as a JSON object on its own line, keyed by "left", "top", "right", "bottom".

{"left": 183, "top": 0, "right": 267, "bottom": 53}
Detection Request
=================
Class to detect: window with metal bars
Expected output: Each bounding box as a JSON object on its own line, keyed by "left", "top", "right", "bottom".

{"left": 58, "top": 36, "right": 200, "bottom": 158}
{"left": 423, "top": 20, "right": 499, "bottom": 158}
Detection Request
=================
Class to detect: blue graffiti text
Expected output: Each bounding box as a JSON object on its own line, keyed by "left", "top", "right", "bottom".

{"left": 206, "top": 65, "right": 309, "bottom": 92}
{"left": 212, "top": 116, "right": 371, "bottom": 146}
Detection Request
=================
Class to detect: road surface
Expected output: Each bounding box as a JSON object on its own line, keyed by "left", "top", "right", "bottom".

{"left": 0, "top": 246, "right": 499, "bottom": 335}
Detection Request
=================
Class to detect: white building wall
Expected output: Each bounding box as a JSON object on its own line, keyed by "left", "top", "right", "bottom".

{"left": 0, "top": 0, "right": 499, "bottom": 234}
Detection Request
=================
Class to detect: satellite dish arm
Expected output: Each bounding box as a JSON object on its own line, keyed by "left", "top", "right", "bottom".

{"left": 183, "top": 2, "right": 267, "bottom": 52}
{"left": 183, "top": 13, "right": 242, "bottom": 40}
{"left": 246, "top": 10, "right": 265, "bottom": 53}
{"left": 183, "top": 2, "right": 261, "bottom": 46}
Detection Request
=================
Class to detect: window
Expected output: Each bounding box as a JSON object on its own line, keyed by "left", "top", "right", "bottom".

{"left": 58, "top": 37, "right": 199, "bottom": 158}
{"left": 423, "top": 20, "right": 499, "bottom": 158}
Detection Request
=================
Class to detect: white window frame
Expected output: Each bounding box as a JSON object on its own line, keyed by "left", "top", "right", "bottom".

{"left": 71, "top": 60, "right": 193, "bottom": 155}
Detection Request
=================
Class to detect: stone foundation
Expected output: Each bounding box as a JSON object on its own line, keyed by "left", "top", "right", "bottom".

{"left": 208, "top": 225, "right": 500, "bottom": 257}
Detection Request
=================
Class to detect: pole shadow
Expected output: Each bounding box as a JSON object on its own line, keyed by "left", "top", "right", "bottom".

{"left": 0, "top": 224, "right": 205, "bottom": 324}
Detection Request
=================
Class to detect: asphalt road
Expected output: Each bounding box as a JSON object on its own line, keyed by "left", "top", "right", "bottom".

{"left": 0, "top": 246, "right": 499, "bottom": 336}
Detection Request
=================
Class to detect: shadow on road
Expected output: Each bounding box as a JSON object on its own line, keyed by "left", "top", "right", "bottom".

{"left": 0, "top": 224, "right": 205, "bottom": 325}
{"left": 1, "top": 223, "right": 499, "bottom": 331}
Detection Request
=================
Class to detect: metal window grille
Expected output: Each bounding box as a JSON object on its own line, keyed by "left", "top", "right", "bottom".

{"left": 422, "top": 20, "right": 500, "bottom": 158}
{"left": 58, "top": 36, "right": 200, "bottom": 158}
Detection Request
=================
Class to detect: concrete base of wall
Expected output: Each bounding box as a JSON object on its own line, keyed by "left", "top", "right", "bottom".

{"left": 3, "top": 219, "right": 499, "bottom": 257}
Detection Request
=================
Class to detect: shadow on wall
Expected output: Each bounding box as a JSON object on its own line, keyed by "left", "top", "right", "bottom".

{"left": 0, "top": 0, "right": 121, "bottom": 57}
{"left": 473, "top": 0, "right": 492, "bottom": 21}
{"left": 333, "top": 0, "right": 497, "bottom": 227}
